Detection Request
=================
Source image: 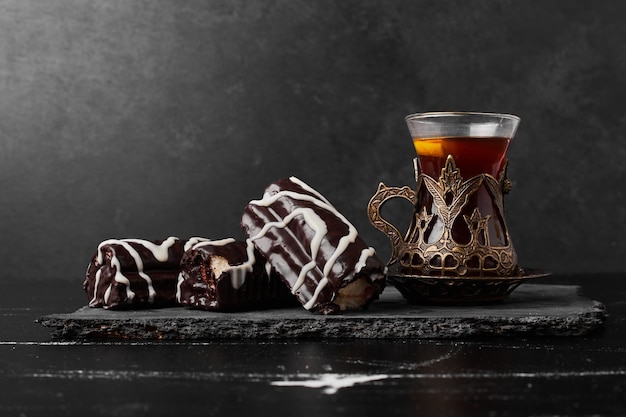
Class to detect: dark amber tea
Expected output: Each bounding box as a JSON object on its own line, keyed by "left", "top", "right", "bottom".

{"left": 412, "top": 136, "right": 510, "bottom": 179}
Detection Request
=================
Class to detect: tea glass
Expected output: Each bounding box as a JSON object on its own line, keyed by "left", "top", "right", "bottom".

{"left": 368, "top": 112, "right": 545, "bottom": 303}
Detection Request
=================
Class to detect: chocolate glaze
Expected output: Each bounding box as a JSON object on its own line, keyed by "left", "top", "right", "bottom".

{"left": 84, "top": 237, "right": 208, "bottom": 309}
{"left": 177, "top": 238, "right": 298, "bottom": 312}
{"left": 241, "top": 177, "right": 386, "bottom": 314}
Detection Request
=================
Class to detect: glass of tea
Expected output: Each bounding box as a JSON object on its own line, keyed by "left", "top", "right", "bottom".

{"left": 407, "top": 112, "right": 518, "bottom": 179}
{"left": 368, "top": 112, "right": 521, "bottom": 278}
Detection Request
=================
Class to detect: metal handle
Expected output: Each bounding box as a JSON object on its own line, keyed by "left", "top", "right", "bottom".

{"left": 367, "top": 182, "right": 417, "bottom": 266}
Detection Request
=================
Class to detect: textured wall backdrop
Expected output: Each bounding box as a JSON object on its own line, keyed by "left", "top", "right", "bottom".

{"left": 1, "top": 0, "right": 625, "bottom": 281}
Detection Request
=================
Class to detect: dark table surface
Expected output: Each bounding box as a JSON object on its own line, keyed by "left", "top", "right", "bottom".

{"left": 1, "top": 273, "right": 625, "bottom": 417}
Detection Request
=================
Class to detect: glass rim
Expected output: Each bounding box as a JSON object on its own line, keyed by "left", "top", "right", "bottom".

{"left": 405, "top": 111, "right": 520, "bottom": 123}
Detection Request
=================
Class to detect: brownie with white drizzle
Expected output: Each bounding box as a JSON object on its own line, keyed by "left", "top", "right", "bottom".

{"left": 241, "top": 177, "right": 387, "bottom": 315}
{"left": 177, "top": 238, "right": 298, "bottom": 311}
{"left": 84, "top": 237, "right": 209, "bottom": 309}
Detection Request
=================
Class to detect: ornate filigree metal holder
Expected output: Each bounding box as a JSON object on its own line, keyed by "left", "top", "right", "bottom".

{"left": 368, "top": 156, "right": 548, "bottom": 304}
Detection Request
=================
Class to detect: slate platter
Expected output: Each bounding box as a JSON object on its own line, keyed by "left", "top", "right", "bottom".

{"left": 38, "top": 284, "right": 607, "bottom": 340}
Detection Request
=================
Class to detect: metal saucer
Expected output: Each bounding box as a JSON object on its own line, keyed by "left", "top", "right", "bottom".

{"left": 387, "top": 267, "right": 550, "bottom": 305}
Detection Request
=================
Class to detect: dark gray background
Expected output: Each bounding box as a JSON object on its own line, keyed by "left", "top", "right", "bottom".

{"left": 1, "top": 0, "right": 625, "bottom": 282}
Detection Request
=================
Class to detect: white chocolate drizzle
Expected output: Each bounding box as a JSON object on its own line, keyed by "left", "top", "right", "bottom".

{"left": 103, "top": 282, "right": 112, "bottom": 304}
{"left": 175, "top": 272, "right": 184, "bottom": 303}
{"left": 221, "top": 239, "right": 256, "bottom": 289}
{"left": 304, "top": 277, "right": 328, "bottom": 310}
{"left": 356, "top": 247, "right": 386, "bottom": 281}
{"left": 89, "top": 269, "right": 102, "bottom": 306}
{"left": 289, "top": 176, "right": 331, "bottom": 205}
{"left": 184, "top": 237, "right": 211, "bottom": 252}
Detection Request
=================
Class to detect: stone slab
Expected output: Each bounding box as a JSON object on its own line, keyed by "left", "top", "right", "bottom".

{"left": 38, "top": 284, "right": 607, "bottom": 340}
